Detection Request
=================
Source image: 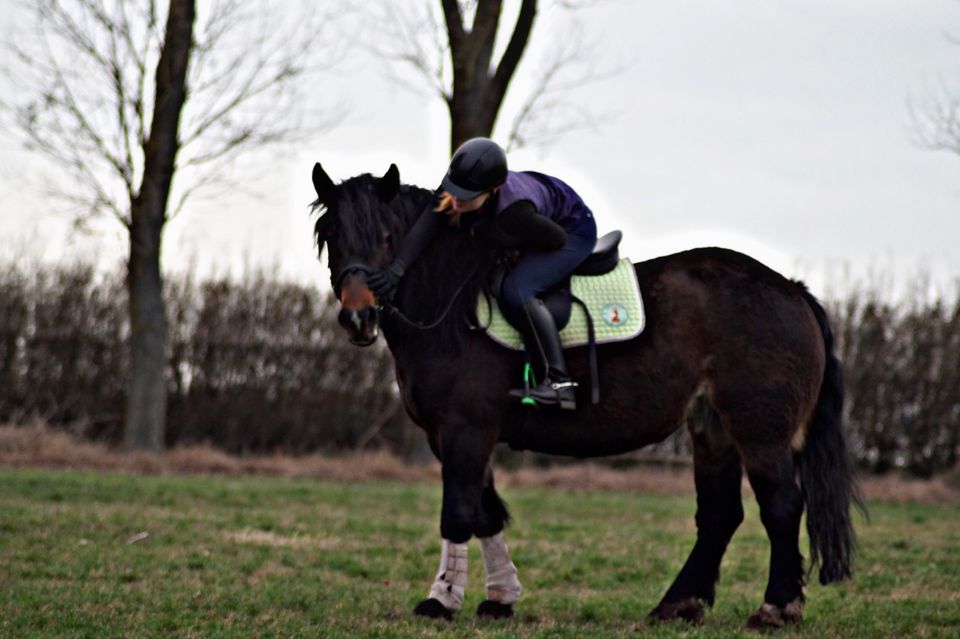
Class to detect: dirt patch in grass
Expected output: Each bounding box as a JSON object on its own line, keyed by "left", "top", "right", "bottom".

{"left": 1, "top": 422, "right": 957, "bottom": 504}
{"left": 855, "top": 472, "right": 960, "bottom": 505}
{"left": 0, "top": 422, "right": 437, "bottom": 483}
{"left": 498, "top": 463, "right": 696, "bottom": 496}
{"left": 224, "top": 528, "right": 324, "bottom": 549}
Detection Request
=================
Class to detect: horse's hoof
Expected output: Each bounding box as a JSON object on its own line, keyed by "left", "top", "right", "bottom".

{"left": 745, "top": 600, "right": 803, "bottom": 630}
{"left": 413, "top": 598, "right": 454, "bottom": 620}
{"left": 477, "top": 600, "right": 514, "bottom": 620}
{"left": 648, "top": 597, "right": 705, "bottom": 625}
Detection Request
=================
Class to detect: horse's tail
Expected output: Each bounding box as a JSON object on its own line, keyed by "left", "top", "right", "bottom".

{"left": 796, "top": 286, "right": 865, "bottom": 584}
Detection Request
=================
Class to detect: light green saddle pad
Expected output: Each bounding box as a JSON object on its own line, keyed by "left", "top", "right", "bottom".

{"left": 476, "top": 258, "right": 645, "bottom": 351}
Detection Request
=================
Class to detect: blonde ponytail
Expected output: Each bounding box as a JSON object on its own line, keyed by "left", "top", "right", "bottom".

{"left": 435, "top": 192, "right": 464, "bottom": 226}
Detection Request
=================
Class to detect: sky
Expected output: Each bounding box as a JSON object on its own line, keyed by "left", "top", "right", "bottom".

{"left": 1, "top": 0, "right": 958, "bottom": 300}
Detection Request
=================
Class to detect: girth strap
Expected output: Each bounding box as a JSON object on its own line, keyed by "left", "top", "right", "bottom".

{"left": 570, "top": 293, "right": 600, "bottom": 405}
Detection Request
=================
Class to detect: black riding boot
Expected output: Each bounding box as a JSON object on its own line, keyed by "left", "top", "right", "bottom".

{"left": 509, "top": 298, "right": 577, "bottom": 410}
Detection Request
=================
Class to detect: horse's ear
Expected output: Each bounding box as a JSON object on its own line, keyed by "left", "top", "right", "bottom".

{"left": 377, "top": 163, "right": 400, "bottom": 202}
{"left": 312, "top": 162, "right": 336, "bottom": 203}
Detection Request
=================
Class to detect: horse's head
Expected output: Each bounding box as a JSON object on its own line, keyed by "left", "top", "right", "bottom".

{"left": 311, "top": 162, "right": 405, "bottom": 346}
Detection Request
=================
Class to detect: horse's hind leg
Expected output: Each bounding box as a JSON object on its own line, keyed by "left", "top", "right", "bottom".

{"left": 650, "top": 397, "right": 744, "bottom": 624}
{"left": 742, "top": 447, "right": 805, "bottom": 629}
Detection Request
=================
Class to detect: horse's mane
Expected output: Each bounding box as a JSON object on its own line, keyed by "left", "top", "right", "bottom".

{"left": 312, "top": 173, "right": 499, "bottom": 354}
{"left": 310, "top": 173, "right": 414, "bottom": 258}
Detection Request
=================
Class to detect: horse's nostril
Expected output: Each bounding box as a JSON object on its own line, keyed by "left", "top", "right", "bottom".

{"left": 361, "top": 306, "right": 379, "bottom": 325}
{"left": 337, "top": 309, "right": 358, "bottom": 332}
{"left": 338, "top": 307, "right": 380, "bottom": 344}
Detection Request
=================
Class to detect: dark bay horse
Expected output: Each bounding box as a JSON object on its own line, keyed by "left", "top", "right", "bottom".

{"left": 310, "top": 162, "right": 861, "bottom": 629}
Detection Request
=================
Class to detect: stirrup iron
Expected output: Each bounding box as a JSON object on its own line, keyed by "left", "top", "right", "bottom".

{"left": 549, "top": 380, "right": 578, "bottom": 411}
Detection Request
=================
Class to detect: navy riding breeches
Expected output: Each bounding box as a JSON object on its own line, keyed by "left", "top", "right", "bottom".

{"left": 499, "top": 214, "right": 598, "bottom": 315}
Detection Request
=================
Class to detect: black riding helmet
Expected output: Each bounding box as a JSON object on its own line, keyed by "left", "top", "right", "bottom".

{"left": 440, "top": 137, "right": 508, "bottom": 200}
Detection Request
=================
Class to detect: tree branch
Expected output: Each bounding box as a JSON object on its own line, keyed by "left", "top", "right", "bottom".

{"left": 2, "top": 0, "right": 347, "bottom": 231}
{"left": 440, "top": 0, "right": 465, "bottom": 57}
{"left": 488, "top": 0, "right": 537, "bottom": 112}
{"left": 107, "top": 3, "right": 136, "bottom": 199}
{"left": 469, "top": 0, "right": 504, "bottom": 67}
{"left": 910, "top": 75, "right": 960, "bottom": 156}
{"left": 503, "top": 8, "right": 624, "bottom": 151}
{"left": 363, "top": 1, "right": 450, "bottom": 100}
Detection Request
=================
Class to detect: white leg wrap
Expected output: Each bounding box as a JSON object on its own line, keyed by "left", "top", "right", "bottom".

{"left": 480, "top": 532, "right": 522, "bottom": 605}
{"left": 427, "top": 539, "right": 468, "bottom": 611}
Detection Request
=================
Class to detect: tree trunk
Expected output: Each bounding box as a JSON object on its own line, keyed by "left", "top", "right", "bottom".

{"left": 125, "top": 211, "right": 168, "bottom": 451}
{"left": 442, "top": 0, "right": 537, "bottom": 151}
{"left": 125, "top": 0, "right": 196, "bottom": 451}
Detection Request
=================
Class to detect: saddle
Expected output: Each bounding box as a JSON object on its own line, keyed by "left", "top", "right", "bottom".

{"left": 486, "top": 230, "right": 626, "bottom": 333}
{"left": 476, "top": 231, "right": 645, "bottom": 405}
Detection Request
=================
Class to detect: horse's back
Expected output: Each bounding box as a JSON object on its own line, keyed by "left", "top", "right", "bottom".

{"left": 634, "top": 247, "right": 796, "bottom": 293}
{"left": 633, "top": 247, "right": 819, "bottom": 331}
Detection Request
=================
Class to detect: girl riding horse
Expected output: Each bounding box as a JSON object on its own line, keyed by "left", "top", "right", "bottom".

{"left": 368, "top": 137, "right": 597, "bottom": 410}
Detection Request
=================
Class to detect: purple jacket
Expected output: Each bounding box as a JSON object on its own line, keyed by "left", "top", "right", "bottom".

{"left": 491, "top": 171, "right": 593, "bottom": 231}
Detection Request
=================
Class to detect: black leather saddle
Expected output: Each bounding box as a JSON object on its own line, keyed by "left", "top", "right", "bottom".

{"left": 572, "top": 230, "right": 623, "bottom": 277}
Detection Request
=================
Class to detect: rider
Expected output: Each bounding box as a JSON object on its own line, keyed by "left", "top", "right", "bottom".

{"left": 368, "top": 137, "right": 598, "bottom": 410}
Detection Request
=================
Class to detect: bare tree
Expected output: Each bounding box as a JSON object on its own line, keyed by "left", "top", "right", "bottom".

{"left": 370, "top": 0, "right": 614, "bottom": 152}
{"left": 911, "top": 76, "right": 960, "bottom": 157}
{"left": 1, "top": 0, "right": 345, "bottom": 450}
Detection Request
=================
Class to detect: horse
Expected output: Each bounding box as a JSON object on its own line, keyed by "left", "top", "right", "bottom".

{"left": 309, "top": 162, "right": 862, "bottom": 629}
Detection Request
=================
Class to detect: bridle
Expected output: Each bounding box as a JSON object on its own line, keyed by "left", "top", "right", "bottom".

{"left": 334, "top": 260, "right": 482, "bottom": 332}
{"left": 333, "top": 260, "right": 377, "bottom": 299}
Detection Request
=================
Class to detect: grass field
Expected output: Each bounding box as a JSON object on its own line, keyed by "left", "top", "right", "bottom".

{"left": 0, "top": 467, "right": 957, "bottom": 638}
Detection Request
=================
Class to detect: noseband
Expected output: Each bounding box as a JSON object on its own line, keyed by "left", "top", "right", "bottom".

{"left": 333, "top": 261, "right": 378, "bottom": 298}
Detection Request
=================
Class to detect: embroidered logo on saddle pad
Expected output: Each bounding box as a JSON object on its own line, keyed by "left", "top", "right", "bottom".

{"left": 477, "top": 258, "right": 645, "bottom": 351}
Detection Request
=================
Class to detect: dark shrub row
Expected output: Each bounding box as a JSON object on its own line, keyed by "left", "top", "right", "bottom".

{"left": 0, "top": 261, "right": 957, "bottom": 475}
{"left": 0, "top": 262, "right": 418, "bottom": 457}
{"left": 831, "top": 289, "right": 960, "bottom": 477}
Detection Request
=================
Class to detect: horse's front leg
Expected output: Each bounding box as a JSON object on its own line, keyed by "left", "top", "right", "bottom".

{"left": 414, "top": 419, "right": 502, "bottom": 620}
{"left": 414, "top": 538, "right": 469, "bottom": 620}
{"left": 416, "top": 473, "right": 522, "bottom": 620}
{"left": 477, "top": 468, "right": 521, "bottom": 619}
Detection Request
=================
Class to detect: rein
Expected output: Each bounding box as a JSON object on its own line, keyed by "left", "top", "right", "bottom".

{"left": 337, "top": 261, "right": 482, "bottom": 332}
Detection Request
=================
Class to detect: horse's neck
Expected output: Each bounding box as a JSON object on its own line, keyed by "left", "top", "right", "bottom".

{"left": 383, "top": 190, "right": 487, "bottom": 354}
{"left": 397, "top": 189, "right": 479, "bottom": 288}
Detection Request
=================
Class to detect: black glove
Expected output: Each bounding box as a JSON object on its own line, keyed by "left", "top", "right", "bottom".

{"left": 367, "top": 262, "right": 405, "bottom": 299}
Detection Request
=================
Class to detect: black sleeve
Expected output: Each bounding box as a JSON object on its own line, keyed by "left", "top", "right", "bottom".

{"left": 496, "top": 200, "right": 568, "bottom": 251}
{"left": 392, "top": 206, "right": 447, "bottom": 275}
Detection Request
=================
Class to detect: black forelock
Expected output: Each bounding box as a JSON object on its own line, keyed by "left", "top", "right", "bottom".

{"left": 311, "top": 173, "right": 406, "bottom": 258}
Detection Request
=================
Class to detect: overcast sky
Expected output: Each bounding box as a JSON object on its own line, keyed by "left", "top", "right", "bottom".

{"left": 1, "top": 0, "right": 958, "bottom": 300}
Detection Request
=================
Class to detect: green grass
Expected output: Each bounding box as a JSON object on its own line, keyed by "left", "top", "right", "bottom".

{"left": 0, "top": 468, "right": 957, "bottom": 638}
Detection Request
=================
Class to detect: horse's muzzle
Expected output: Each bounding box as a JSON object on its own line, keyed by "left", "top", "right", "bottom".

{"left": 338, "top": 306, "right": 379, "bottom": 346}
{"left": 336, "top": 269, "right": 381, "bottom": 345}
